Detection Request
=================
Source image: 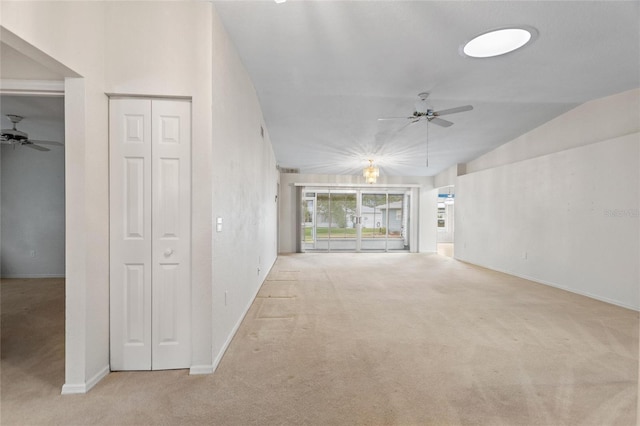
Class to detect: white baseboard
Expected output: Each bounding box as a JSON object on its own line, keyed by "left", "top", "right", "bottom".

{"left": 60, "top": 383, "right": 85, "bottom": 395}
{"left": 61, "top": 365, "right": 109, "bottom": 395}
{"left": 511, "top": 271, "right": 639, "bottom": 312}
{"left": 210, "top": 258, "right": 277, "bottom": 374}
{"left": 189, "top": 365, "right": 214, "bottom": 375}
{"left": 1, "top": 274, "right": 65, "bottom": 279}
{"left": 455, "top": 257, "right": 639, "bottom": 312}
{"left": 210, "top": 280, "right": 261, "bottom": 373}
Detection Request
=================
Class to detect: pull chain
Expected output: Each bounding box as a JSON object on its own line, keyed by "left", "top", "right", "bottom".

{"left": 426, "top": 120, "right": 429, "bottom": 167}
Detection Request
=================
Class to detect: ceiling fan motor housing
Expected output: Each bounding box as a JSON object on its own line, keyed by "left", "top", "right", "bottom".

{"left": 412, "top": 109, "right": 435, "bottom": 117}
{"left": 1, "top": 129, "right": 28, "bottom": 141}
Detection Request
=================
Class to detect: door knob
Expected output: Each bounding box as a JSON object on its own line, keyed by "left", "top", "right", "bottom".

{"left": 164, "top": 248, "right": 174, "bottom": 257}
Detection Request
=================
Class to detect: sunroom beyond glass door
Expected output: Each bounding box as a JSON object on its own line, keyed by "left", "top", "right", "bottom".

{"left": 385, "top": 193, "right": 409, "bottom": 252}
{"left": 301, "top": 195, "right": 316, "bottom": 251}
{"left": 361, "top": 193, "right": 387, "bottom": 251}
{"left": 316, "top": 190, "right": 358, "bottom": 252}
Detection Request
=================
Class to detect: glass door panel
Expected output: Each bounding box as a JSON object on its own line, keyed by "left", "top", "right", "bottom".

{"left": 314, "top": 193, "right": 330, "bottom": 251}
{"left": 361, "top": 193, "right": 387, "bottom": 251}
{"left": 327, "top": 191, "right": 358, "bottom": 251}
{"left": 301, "top": 195, "right": 316, "bottom": 251}
{"left": 386, "top": 194, "right": 409, "bottom": 251}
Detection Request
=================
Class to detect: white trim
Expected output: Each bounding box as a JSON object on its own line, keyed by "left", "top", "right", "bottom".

{"left": 1, "top": 274, "right": 65, "bottom": 279}
{"left": 515, "top": 272, "right": 639, "bottom": 312}
{"left": 455, "top": 258, "right": 640, "bottom": 312}
{"left": 0, "top": 79, "right": 64, "bottom": 96}
{"left": 189, "top": 365, "right": 214, "bottom": 375}
{"left": 60, "top": 383, "right": 85, "bottom": 395}
{"left": 106, "top": 93, "right": 191, "bottom": 101}
{"left": 210, "top": 287, "right": 260, "bottom": 372}
{"left": 295, "top": 182, "right": 421, "bottom": 188}
{"left": 61, "top": 365, "right": 109, "bottom": 395}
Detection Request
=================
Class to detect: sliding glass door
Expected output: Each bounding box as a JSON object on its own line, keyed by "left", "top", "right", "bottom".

{"left": 301, "top": 188, "right": 410, "bottom": 252}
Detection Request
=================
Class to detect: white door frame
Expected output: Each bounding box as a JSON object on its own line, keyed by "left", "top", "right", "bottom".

{"left": 109, "top": 96, "right": 192, "bottom": 371}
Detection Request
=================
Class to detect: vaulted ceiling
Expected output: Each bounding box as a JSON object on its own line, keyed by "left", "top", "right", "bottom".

{"left": 1, "top": 2, "right": 638, "bottom": 174}
{"left": 213, "top": 1, "right": 640, "bottom": 177}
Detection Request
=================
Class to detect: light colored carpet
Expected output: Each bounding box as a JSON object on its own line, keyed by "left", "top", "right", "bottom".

{"left": 1, "top": 253, "right": 638, "bottom": 425}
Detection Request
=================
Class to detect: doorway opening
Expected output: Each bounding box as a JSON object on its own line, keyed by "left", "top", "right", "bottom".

{"left": 1, "top": 94, "right": 65, "bottom": 277}
{"left": 436, "top": 185, "right": 454, "bottom": 257}
{"left": 0, "top": 93, "right": 66, "bottom": 393}
{"left": 2, "top": 25, "right": 93, "bottom": 394}
{"left": 1, "top": 33, "right": 68, "bottom": 395}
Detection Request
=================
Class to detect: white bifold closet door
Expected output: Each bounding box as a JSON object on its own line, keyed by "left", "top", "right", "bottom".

{"left": 109, "top": 98, "right": 191, "bottom": 371}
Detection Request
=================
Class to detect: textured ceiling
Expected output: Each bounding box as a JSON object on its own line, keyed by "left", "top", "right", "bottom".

{"left": 214, "top": 1, "right": 640, "bottom": 177}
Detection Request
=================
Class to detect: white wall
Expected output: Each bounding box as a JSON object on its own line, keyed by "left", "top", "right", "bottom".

{"left": 278, "top": 173, "right": 433, "bottom": 253}
{"left": 1, "top": 142, "right": 65, "bottom": 277}
{"left": 419, "top": 186, "right": 438, "bottom": 253}
{"left": 104, "top": 0, "right": 215, "bottom": 376}
{"left": 1, "top": 0, "right": 271, "bottom": 392}
{"left": 210, "top": 7, "right": 279, "bottom": 370}
{"left": 2, "top": 0, "right": 110, "bottom": 392}
{"left": 466, "top": 89, "right": 640, "bottom": 173}
{"left": 456, "top": 89, "right": 640, "bottom": 310}
{"left": 1, "top": 97, "right": 65, "bottom": 278}
{"left": 434, "top": 164, "right": 462, "bottom": 189}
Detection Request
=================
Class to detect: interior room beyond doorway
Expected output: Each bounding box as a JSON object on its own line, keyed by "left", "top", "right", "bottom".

{"left": 436, "top": 185, "right": 455, "bottom": 257}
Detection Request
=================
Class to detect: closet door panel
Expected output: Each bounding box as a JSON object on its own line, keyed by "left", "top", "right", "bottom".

{"left": 151, "top": 99, "right": 191, "bottom": 370}
{"left": 110, "top": 99, "right": 153, "bottom": 371}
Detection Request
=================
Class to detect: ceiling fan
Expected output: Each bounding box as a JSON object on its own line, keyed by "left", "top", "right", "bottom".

{"left": 1, "top": 114, "right": 63, "bottom": 152}
{"left": 378, "top": 92, "right": 473, "bottom": 128}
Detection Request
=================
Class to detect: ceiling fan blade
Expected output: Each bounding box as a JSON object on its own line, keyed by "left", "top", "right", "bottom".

{"left": 394, "top": 119, "right": 422, "bottom": 132}
{"left": 377, "top": 116, "right": 415, "bottom": 121}
{"left": 28, "top": 139, "right": 63, "bottom": 146}
{"left": 430, "top": 117, "right": 454, "bottom": 127}
{"left": 434, "top": 105, "right": 473, "bottom": 116}
{"left": 24, "top": 143, "right": 50, "bottom": 151}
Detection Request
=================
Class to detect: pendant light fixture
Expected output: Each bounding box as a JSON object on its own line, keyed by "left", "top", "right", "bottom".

{"left": 363, "top": 159, "right": 379, "bottom": 184}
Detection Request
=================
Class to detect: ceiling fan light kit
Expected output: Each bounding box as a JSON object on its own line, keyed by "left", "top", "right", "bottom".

{"left": 462, "top": 26, "right": 537, "bottom": 58}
